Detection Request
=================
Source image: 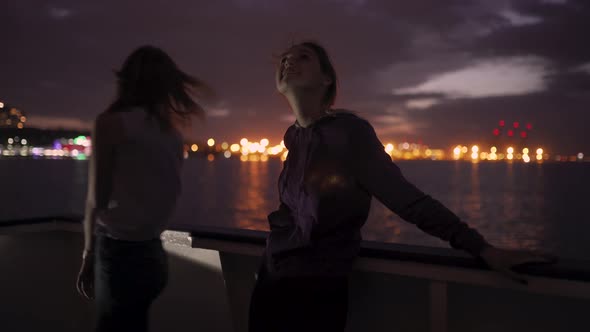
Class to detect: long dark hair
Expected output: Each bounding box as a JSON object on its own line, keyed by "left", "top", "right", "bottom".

{"left": 107, "top": 45, "right": 210, "bottom": 130}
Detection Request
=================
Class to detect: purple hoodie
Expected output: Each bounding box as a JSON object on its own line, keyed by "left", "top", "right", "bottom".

{"left": 265, "top": 111, "right": 490, "bottom": 277}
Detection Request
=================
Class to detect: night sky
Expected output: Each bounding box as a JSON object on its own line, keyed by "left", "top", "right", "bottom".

{"left": 1, "top": 0, "right": 589, "bottom": 154}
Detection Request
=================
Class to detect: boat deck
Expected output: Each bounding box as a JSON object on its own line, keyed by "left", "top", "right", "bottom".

{"left": 1, "top": 217, "right": 589, "bottom": 332}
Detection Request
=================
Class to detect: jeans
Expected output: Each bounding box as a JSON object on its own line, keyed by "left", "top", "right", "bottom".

{"left": 249, "top": 260, "right": 349, "bottom": 332}
{"left": 94, "top": 235, "right": 168, "bottom": 332}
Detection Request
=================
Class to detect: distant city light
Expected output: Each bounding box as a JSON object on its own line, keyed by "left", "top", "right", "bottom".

{"left": 513, "top": 122, "right": 520, "bottom": 128}
{"left": 0, "top": 127, "right": 582, "bottom": 164}
{"left": 74, "top": 135, "right": 87, "bottom": 145}
{"left": 385, "top": 144, "right": 394, "bottom": 154}
{"left": 499, "top": 120, "right": 505, "bottom": 127}
{"left": 507, "top": 130, "right": 514, "bottom": 137}
{"left": 249, "top": 142, "right": 260, "bottom": 153}
{"left": 0, "top": 102, "right": 4, "bottom": 108}
{"left": 20, "top": 116, "right": 26, "bottom": 123}
{"left": 523, "top": 154, "right": 531, "bottom": 163}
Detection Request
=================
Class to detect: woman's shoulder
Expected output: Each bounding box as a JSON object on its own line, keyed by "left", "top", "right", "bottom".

{"left": 310, "top": 109, "right": 375, "bottom": 150}
{"left": 94, "top": 111, "right": 126, "bottom": 142}
{"left": 282, "top": 123, "right": 298, "bottom": 150}
{"left": 325, "top": 109, "right": 375, "bottom": 134}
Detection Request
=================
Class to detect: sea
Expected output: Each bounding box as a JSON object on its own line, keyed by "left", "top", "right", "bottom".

{"left": 1, "top": 157, "right": 589, "bottom": 260}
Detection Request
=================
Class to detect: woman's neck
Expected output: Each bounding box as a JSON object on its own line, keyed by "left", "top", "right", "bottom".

{"left": 286, "top": 92, "right": 328, "bottom": 128}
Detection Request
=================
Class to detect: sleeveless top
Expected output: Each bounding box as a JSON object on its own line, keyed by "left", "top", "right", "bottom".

{"left": 96, "top": 107, "right": 184, "bottom": 241}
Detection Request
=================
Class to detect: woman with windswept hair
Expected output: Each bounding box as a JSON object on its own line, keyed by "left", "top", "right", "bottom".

{"left": 76, "top": 45, "right": 210, "bottom": 332}
{"left": 248, "top": 41, "right": 554, "bottom": 332}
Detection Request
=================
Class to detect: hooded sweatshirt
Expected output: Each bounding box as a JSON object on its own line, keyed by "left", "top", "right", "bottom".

{"left": 265, "top": 111, "right": 490, "bottom": 277}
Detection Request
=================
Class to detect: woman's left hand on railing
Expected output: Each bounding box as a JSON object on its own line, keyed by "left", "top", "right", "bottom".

{"left": 480, "top": 246, "right": 557, "bottom": 285}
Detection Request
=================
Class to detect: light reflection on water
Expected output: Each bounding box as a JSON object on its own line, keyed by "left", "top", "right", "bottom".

{"left": 0, "top": 158, "right": 588, "bottom": 260}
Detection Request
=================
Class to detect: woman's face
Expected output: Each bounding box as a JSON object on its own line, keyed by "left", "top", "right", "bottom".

{"left": 276, "top": 45, "right": 331, "bottom": 95}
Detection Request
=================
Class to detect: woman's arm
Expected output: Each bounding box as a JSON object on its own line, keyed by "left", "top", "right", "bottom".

{"left": 350, "top": 118, "right": 490, "bottom": 257}
{"left": 349, "top": 118, "right": 556, "bottom": 284}
{"left": 77, "top": 112, "right": 121, "bottom": 299}
{"left": 82, "top": 112, "right": 120, "bottom": 255}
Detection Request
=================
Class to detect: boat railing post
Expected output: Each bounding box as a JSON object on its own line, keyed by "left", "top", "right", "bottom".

{"left": 219, "top": 251, "right": 258, "bottom": 332}
{"left": 429, "top": 280, "right": 448, "bottom": 332}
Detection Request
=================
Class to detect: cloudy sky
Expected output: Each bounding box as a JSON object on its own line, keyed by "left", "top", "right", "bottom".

{"left": 1, "top": 0, "right": 588, "bottom": 153}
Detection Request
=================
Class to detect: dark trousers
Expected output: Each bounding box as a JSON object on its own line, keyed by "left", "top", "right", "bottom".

{"left": 249, "top": 262, "right": 349, "bottom": 332}
{"left": 94, "top": 235, "right": 168, "bottom": 332}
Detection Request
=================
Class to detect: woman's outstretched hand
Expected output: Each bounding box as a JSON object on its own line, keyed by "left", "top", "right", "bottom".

{"left": 480, "top": 246, "right": 557, "bottom": 285}
{"left": 76, "top": 252, "right": 95, "bottom": 300}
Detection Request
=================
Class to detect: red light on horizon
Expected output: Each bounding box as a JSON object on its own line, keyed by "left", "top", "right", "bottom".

{"left": 493, "top": 128, "right": 500, "bottom": 136}
{"left": 507, "top": 130, "right": 514, "bottom": 137}
{"left": 521, "top": 131, "right": 527, "bottom": 138}
{"left": 513, "top": 122, "right": 520, "bottom": 129}
{"left": 499, "top": 120, "right": 505, "bottom": 127}
{"left": 526, "top": 123, "right": 533, "bottom": 130}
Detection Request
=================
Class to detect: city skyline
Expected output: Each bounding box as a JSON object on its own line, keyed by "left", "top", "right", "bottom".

{"left": 1, "top": 0, "right": 589, "bottom": 154}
